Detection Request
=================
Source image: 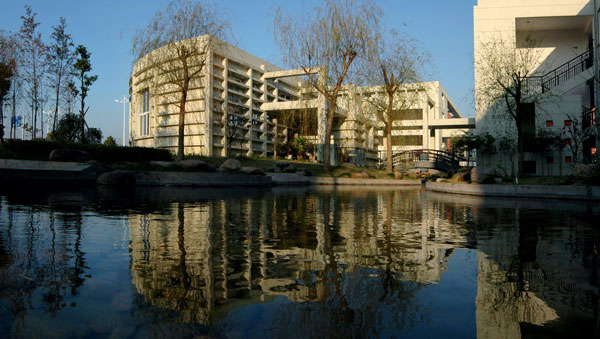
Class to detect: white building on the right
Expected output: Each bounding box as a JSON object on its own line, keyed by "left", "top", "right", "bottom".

{"left": 474, "top": 0, "right": 598, "bottom": 176}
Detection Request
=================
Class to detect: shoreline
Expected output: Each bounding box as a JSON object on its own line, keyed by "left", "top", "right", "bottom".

{"left": 425, "top": 181, "right": 600, "bottom": 201}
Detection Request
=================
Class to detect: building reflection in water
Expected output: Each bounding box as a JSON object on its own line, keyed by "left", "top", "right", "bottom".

{"left": 1, "top": 186, "right": 599, "bottom": 337}
{"left": 127, "top": 187, "right": 600, "bottom": 337}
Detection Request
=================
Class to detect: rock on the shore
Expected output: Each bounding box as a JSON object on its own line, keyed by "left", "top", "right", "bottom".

{"left": 296, "top": 168, "right": 312, "bottom": 176}
{"left": 351, "top": 172, "right": 370, "bottom": 179}
{"left": 394, "top": 170, "right": 404, "bottom": 180}
{"left": 274, "top": 162, "right": 296, "bottom": 173}
{"left": 241, "top": 167, "right": 265, "bottom": 175}
{"left": 471, "top": 167, "right": 496, "bottom": 183}
{"left": 573, "top": 163, "right": 596, "bottom": 179}
{"left": 149, "top": 160, "right": 172, "bottom": 168}
{"left": 220, "top": 159, "right": 241, "bottom": 170}
{"left": 177, "top": 159, "right": 215, "bottom": 172}
{"left": 97, "top": 171, "right": 136, "bottom": 187}
{"left": 451, "top": 171, "right": 470, "bottom": 183}
{"left": 49, "top": 148, "right": 92, "bottom": 162}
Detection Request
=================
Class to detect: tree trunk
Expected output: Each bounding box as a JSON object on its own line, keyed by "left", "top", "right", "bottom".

{"left": 53, "top": 78, "right": 60, "bottom": 132}
{"left": 0, "top": 98, "right": 4, "bottom": 143}
{"left": 80, "top": 74, "right": 85, "bottom": 143}
{"left": 386, "top": 94, "right": 394, "bottom": 173}
{"left": 323, "top": 101, "right": 336, "bottom": 171}
{"left": 177, "top": 89, "right": 187, "bottom": 161}
{"left": 386, "top": 123, "right": 393, "bottom": 173}
{"left": 517, "top": 126, "right": 524, "bottom": 179}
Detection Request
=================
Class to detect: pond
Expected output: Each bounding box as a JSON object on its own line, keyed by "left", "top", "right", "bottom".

{"left": 0, "top": 186, "right": 599, "bottom": 338}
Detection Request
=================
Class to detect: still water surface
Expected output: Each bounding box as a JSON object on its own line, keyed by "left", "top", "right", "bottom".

{"left": 0, "top": 186, "right": 599, "bottom": 338}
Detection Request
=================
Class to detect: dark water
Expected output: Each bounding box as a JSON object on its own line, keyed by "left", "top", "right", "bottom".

{"left": 1, "top": 186, "right": 600, "bottom": 338}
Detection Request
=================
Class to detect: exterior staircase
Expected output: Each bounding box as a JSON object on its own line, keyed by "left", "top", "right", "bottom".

{"left": 524, "top": 49, "right": 592, "bottom": 94}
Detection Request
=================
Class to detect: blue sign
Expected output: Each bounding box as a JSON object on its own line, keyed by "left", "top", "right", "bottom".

{"left": 11, "top": 116, "right": 22, "bottom": 127}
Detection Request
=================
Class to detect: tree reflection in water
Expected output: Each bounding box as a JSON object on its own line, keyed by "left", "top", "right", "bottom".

{"left": 0, "top": 199, "right": 89, "bottom": 335}
{"left": 1, "top": 187, "right": 600, "bottom": 337}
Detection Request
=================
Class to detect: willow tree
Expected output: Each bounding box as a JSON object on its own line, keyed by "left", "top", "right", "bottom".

{"left": 362, "top": 31, "right": 428, "bottom": 173}
{"left": 132, "top": 0, "right": 232, "bottom": 160}
{"left": 272, "top": 0, "right": 381, "bottom": 170}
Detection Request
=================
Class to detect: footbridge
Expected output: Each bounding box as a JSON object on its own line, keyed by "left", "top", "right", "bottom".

{"left": 392, "top": 149, "right": 466, "bottom": 172}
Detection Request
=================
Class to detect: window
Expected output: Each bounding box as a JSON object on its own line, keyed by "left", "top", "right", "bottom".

{"left": 565, "top": 156, "right": 572, "bottom": 163}
{"left": 565, "top": 138, "right": 572, "bottom": 145}
{"left": 564, "top": 120, "right": 572, "bottom": 127}
{"left": 140, "top": 90, "right": 150, "bottom": 136}
{"left": 545, "top": 120, "right": 553, "bottom": 127}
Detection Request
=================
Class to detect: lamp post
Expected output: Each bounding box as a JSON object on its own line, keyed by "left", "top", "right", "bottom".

{"left": 114, "top": 95, "right": 127, "bottom": 146}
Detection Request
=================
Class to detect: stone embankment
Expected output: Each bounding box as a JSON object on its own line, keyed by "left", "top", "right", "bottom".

{"left": 426, "top": 181, "right": 600, "bottom": 201}
{"left": 1, "top": 159, "right": 421, "bottom": 188}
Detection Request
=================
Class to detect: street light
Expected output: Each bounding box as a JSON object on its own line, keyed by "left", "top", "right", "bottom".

{"left": 114, "top": 95, "right": 128, "bottom": 146}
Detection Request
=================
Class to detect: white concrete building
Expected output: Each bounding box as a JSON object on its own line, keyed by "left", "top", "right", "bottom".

{"left": 474, "top": 0, "right": 597, "bottom": 176}
{"left": 129, "top": 36, "right": 472, "bottom": 166}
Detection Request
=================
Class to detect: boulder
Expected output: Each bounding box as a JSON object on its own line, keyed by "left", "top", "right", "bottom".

{"left": 219, "top": 159, "right": 241, "bottom": 170}
{"left": 351, "top": 172, "right": 370, "bottom": 179}
{"left": 470, "top": 167, "right": 496, "bottom": 183}
{"left": 394, "top": 170, "right": 404, "bottom": 180}
{"left": 177, "top": 159, "right": 215, "bottom": 172}
{"left": 296, "top": 168, "right": 312, "bottom": 176}
{"left": 450, "top": 171, "right": 470, "bottom": 183}
{"left": 573, "top": 163, "right": 595, "bottom": 179}
{"left": 97, "top": 171, "right": 136, "bottom": 187}
{"left": 241, "top": 167, "right": 265, "bottom": 175}
{"left": 49, "top": 148, "right": 92, "bottom": 162}
{"left": 436, "top": 178, "right": 445, "bottom": 182}
{"left": 149, "top": 160, "right": 173, "bottom": 168}
{"left": 274, "top": 162, "right": 295, "bottom": 173}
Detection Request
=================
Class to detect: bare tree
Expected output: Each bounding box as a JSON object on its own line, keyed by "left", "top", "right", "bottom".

{"left": 475, "top": 33, "right": 547, "bottom": 178}
{"left": 47, "top": 18, "right": 74, "bottom": 133}
{"left": 361, "top": 31, "right": 428, "bottom": 173}
{"left": 272, "top": 0, "right": 381, "bottom": 170}
{"left": 223, "top": 105, "right": 248, "bottom": 157}
{"left": 1, "top": 31, "right": 18, "bottom": 143}
{"left": 132, "top": 0, "right": 232, "bottom": 160}
{"left": 563, "top": 113, "right": 584, "bottom": 165}
{"left": 19, "top": 5, "right": 48, "bottom": 139}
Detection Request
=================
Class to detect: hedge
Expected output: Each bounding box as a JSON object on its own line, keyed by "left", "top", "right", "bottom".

{"left": 0, "top": 139, "right": 173, "bottom": 163}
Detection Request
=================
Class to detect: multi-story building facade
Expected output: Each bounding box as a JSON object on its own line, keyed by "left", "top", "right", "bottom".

{"left": 474, "top": 0, "right": 598, "bottom": 176}
{"left": 129, "top": 36, "right": 472, "bottom": 165}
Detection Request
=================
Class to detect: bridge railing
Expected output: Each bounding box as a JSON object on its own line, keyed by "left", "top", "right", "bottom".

{"left": 392, "top": 149, "right": 466, "bottom": 170}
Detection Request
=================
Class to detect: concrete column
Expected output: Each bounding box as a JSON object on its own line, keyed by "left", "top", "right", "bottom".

{"left": 223, "top": 58, "right": 229, "bottom": 157}
{"left": 247, "top": 69, "right": 255, "bottom": 157}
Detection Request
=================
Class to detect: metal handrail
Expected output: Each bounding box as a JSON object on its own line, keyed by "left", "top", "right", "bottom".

{"left": 392, "top": 149, "right": 466, "bottom": 169}
{"left": 524, "top": 49, "right": 592, "bottom": 94}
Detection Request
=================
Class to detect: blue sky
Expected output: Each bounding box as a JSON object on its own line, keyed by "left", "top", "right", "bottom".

{"left": 1, "top": 0, "right": 477, "bottom": 144}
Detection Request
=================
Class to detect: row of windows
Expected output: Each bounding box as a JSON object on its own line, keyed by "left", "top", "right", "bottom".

{"left": 545, "top": 120, "right": 572, "bottom": 127}
{"left": 546, "top": 156, "right": 573, "bottom": 164}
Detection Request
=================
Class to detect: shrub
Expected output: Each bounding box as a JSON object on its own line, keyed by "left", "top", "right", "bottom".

{"left": 0, "top": 139, "right": 172, "bottom": 163}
